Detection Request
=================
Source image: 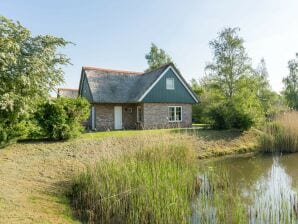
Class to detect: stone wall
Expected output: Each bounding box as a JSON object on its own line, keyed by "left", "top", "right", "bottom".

{"left": 143, "top": 103, "right": 192, "bottom": 129}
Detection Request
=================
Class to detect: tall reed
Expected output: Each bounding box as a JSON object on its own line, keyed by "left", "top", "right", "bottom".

{"left": 70, "top": 134, "right": 198, "bottom": 224}
{"left": 259, "top": 111, "right": 298, "bottom": 153}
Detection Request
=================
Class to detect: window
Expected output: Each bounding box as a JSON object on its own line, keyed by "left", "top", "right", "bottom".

{"left": 137, "top": 106, "right": 142, "bottom": 122}
{"left": 168, "top": 106, "right": 182, "bottom": 122}
{"left": 168, "top": 107, "right": 175, "bottom": 121}
{"left": 166, "top": 78, "right": 175, "bottom": 90}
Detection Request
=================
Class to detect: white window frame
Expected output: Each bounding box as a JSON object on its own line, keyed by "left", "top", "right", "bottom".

{"left": 168, "top": 106, "right": 182, "bottom": 122}
{"left": 166, "top": 78, "right": 175, "bottom": 90}
{"left": 137, "top": 106, "right": 142, "bottom": 122}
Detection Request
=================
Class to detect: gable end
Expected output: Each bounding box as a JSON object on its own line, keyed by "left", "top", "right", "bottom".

{"left": 138, "top": 66, "right": 199, "bottom": 103}
{"left": 79, "top": 70, "right": 93, "bottom": 102}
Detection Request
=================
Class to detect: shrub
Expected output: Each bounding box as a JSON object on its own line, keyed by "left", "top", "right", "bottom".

{"left": 209, "top": 102, "right": 253, "bottom": 130}
{"left": 0, "top": 121, "right": 28, "bottom": 148}
{"left": 34, "top": 97, "right": 90, "bottom": 140}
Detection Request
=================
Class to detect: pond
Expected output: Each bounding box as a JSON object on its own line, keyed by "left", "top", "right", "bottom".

{"left": 193, "top": 153, "right": 298, "bottom": 224}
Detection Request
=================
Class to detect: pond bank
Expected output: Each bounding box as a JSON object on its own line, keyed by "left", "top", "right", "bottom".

{"left": 0, "top": 128, "right": 260, "bottom": 223}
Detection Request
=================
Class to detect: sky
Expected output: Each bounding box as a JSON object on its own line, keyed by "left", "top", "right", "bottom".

{"left": 1, "top": 0, "right": 298, "bottom": 93}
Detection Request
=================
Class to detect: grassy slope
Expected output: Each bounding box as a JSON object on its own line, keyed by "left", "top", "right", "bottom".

{"left": 0, "top": 128, "right": 259, "bottom": 223}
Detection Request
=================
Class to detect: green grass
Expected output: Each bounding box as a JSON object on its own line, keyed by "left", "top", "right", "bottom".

{"left": 80, "top": 128, "right": 171, "bottom": 140}
{"left": 70, "top": 141, "right": 198, "bottom": 224}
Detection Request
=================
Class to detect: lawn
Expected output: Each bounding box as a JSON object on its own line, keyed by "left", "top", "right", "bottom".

{"left": 0, "top": 128, "right": 259, "bottom": 223}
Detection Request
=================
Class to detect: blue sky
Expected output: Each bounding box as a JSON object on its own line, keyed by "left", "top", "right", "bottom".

{"left": 1, "top": 0, "right": 298, "bottom": 92}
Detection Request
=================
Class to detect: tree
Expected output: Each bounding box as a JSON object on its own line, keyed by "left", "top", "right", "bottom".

{"left": 201, "top": 27, "right": 270, "bottom": 129}
{"left": 145, "top": 43, "right": 173, "bottom": 72}
{"left": 254, "top": 58, "right": 283, "bottom": 118}
{"left": 283, "top": 54, "right": 298, "bottom": 109}
{"left": 0, "top": 16, "right": 70, "bottom": 146}
{"left": 205, "top": 27, "right": 251, "bottom": 100}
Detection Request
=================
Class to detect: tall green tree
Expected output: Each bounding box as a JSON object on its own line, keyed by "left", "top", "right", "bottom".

{"left": 202, "top": 27, "right": 270, "bottom": 129}
{"left": 205, "top": 27, "right": 251, "bottom": 100}
{"left": 145, "top": 43, "right": 173, "bottom": 72}
{"left": 0, "top": 16, "right": 70, "bottom": 146}
{"left": 283, "top": 54, "right": 298, "bottom": 109}
{"left": 253, "top": 58, "right": 283, "bottom": 118}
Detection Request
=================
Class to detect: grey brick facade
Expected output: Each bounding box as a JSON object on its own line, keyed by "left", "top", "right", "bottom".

{"left": 142, "top": 103, "right": 192, "bottom": 129}
{"left": 93, "top": 103, "right": 192, "bottom": 131}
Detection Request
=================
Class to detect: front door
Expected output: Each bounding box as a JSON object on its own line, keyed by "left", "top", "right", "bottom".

{"left": 114, "top": 106, "right": 123, "bottom": 130}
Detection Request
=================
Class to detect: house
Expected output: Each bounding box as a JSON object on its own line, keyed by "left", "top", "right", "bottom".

{"left": 78, "top": 63, "right": 199, "bottom": 131}
{"left": 57, "top": 88, "right": 79, "bottom": 98}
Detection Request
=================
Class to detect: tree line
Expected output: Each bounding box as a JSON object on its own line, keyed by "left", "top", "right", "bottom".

{"left": 145, "top": 28, "right": 296, "bottom": 129}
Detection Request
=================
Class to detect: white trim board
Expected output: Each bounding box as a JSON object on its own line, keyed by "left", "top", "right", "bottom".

{"left": 138, "top": 66, "right": 199, "bottom": 103}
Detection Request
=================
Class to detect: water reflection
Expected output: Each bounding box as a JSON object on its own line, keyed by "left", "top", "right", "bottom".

{"left": 195, "top": 154, "right": 298, "bottom": 224}
{"left": 249, "top": 158, "right": 297, "bottom": 223}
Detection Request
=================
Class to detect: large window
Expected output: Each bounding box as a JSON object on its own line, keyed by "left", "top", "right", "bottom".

{"left": 166, "top": 78, "right": 175, "bottom": 90}
{"left": 137, "top": 106, "right": 142, "bottom": 122}
{"left": 168, "top": 106, "right": 182, "bottom": 122}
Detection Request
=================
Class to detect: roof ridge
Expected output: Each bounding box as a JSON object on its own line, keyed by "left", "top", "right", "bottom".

{"left": 83, "top": 66, "right": 143, "bottom": 75}
{"left": 142, "top": 63, "right": 173, "bottom": 74}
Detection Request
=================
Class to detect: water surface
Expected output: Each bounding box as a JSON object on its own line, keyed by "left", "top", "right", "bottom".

{"left": 194, "top": 153, "right": 298, "bottom": 223}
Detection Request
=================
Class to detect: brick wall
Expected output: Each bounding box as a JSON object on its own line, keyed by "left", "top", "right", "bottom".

{"left": 92, "top": 103, "right": 192, "bottom": 131}
{"left": 143, "top": 103, "right": 192, "bottom": 129}
{"left": 94, "top": 104, "right": 139, "bottom": 131}
{"left": 94, "top": 104, "right": 114, "bottom": 131}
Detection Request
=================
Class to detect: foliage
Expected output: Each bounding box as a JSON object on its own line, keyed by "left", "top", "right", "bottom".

{"left": 205, "top": 27, "right": 252, "bottom": 100}
{"left": 0, "top": 16, "right": 70, "bottom": 146}
{"left": 70, "top": 142, "right": 198, "bottom": 224}
{"left": 190, "top": 79, "right": 205, "bottom": 123}
{"left": 254, "top": 58, "right": 286, "bottom": 118}
{"left": 193, "top": 28, "right": 284, "bottom": 128}
{"left": 33, "top": 97, "right": 90, "bottom": 140}
{"left": 283, "top": 54, "right": 298, "bottom": 109}
{"left": 208, "top": 102, "right": 253, "bottom": 130}
{"left": 191, "top": 78, "right": 225, "bottom": 124}
{"left": 145, "top": 43, "right": 173, "bottom": 72}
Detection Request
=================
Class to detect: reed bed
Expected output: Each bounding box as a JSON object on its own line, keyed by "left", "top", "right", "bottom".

{"left": 259, "top": 111, "right": 298, "bottom": 153}
{"left": 70, "top": 133, "right": 199, "bottom": 224}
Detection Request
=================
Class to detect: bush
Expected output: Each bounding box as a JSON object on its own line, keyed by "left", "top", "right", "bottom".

{"left": 209, "top": 102, "right": 253, "bottom": 130}
{"left": 0, "top": 121, "right": 28, "bottom": 148}
{"left": 33, "top": 97, "right": 90, "bottom": 140}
